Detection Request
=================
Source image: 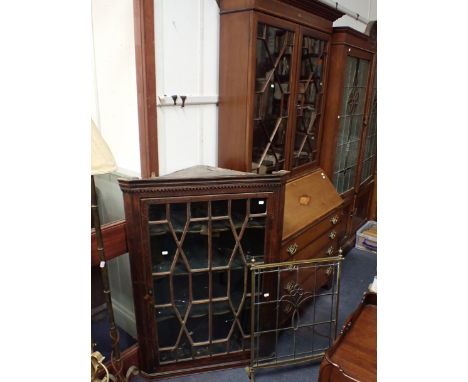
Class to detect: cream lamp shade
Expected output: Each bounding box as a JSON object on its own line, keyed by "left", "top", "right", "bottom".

{"left": 91, "top": 119, "right": 117, "bottom": 175}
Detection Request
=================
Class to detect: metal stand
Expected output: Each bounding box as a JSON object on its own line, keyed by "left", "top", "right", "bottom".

{"left": 91, "top": 175, "right": 125, "bottom": 382}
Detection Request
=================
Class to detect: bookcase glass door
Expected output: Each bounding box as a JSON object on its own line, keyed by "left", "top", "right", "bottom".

{"left": 333, "top": 56, "right": 370, "bottom": 194}
{"left": 253, "top": 22, "right": 295, "bottom": 174}
{"left": 292, "top": 35, "right": 327, "bottom": 170}
{"left": 146, "top": 196, "right": 268, "bottom": 365}
{"left": 360, "top": 73, "right": 377, "bottom": 184}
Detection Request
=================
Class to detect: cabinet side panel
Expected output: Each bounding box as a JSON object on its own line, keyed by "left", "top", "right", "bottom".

{"left": 320, "top": 45, "right": 346, "bottom": 178}
{"left": 218, "top": 12, "right": 253, "bottom": 171}
{"left": 121, "top": 191, "right": 157, "bottom": 372}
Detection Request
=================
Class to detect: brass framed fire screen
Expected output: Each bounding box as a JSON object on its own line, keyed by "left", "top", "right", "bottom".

{"left": 247, "top": 255, "right": 343, "bottom": 381}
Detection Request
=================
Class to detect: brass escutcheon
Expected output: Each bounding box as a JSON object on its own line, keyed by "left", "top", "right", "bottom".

{"left": 287, "top": 243, "right": 299, "bottom": 256}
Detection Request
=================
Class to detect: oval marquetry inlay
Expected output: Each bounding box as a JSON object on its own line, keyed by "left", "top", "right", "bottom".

{"left": 298, "top": 195, "right": 311, "bottom": 206}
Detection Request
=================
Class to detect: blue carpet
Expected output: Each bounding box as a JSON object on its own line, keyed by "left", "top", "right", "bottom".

{"left": 131, "top": 247, "right": 376, "bottom": 381}
{"left": 92, "top": 311, "right": 137, "bottom": 361}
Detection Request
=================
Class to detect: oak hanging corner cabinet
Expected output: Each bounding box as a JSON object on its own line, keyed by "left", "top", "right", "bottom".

{"left": 118, "top": 165, "right": 288, "bottom": 377}
{"left": 320, "top": 26, "right": 377, "bottom": 250}
{"left": 218, "top": 0, "right": 347, "bottom": 256}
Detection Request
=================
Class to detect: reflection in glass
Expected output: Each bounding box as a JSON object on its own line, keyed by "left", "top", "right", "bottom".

{"left": 149, "top": 223, "right": 176, "bottom": 273}
{"left": 360, "top": 76, "right": 377, "bottom": 183}
{"left": 156, "top": 307, "right": 180, "bottom": 348}
{"left": 292, "top": 36, "right": 327, "bottom": 169}
{"left": 148, "top": 203, "right": 166, "bottom": 222}
{"left": 333, "top": 56, "right": 370, "bottom": 194}
{"left": 253, "top": 23, "right": 295, "bottom": 174}
{"left": 187, "top": 304, "right": 209, "bottom": 343}
{"left": 183, "top": 222, "right": 209, "bottom": 269}
{"left": 241, "top": 216, "right": 266, "bottom": 263}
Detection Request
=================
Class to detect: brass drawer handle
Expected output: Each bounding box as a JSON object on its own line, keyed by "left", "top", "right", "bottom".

{"left": 329, "top": 230, "right": 337, "bottom": 240}
{"left": 287, "top": 243, "right": 299, "bottom": 256}
{"left": 330, "top": 215, "right": 339, "bottom": 225}
{"left": 326, "top": 246, "right": 334, "bottom": 256}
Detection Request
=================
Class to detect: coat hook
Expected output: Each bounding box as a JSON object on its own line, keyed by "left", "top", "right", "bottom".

{"left": 171, "top": 95, "right": 178, "bottom": 105}
{"left": 180, "top": 95, "right": 187, "bottom": 108}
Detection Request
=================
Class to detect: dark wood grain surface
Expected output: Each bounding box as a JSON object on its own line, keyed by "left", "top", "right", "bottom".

{"left": 319, "top": 293, "right": 377, "bottom": 382}
{"left": 91, "top": 220, "right": 128, "bottom": 266}
{"left": 133, "top": 0, "right": 158, "bottom": 178}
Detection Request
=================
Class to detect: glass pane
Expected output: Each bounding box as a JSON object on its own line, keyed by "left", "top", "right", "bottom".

{"left": 241, "top": 216, "right": 266, "bottom": 263}
{"left": 175, "top": 333, "right": 192, "bottom": 361}
{"left": 212, "top": 301, "right": 235, "bottom": 341}
{"left": 229, "top": 325, "right": 243, "bottom": 352}
{"left": 155, "top": 307, "right": 180, "bottom": 348}
{"left": 292, "top": 36, "right": 327, "bottom": 169}
{"left": 149, "top": 223, "right": 176, "bottom": 273}
{"left": 191, "top": 201, "right": 208, "bottom": 218}
{"left": 153, "top": 276, "right": 170, "bottom": 305}
{"left": 173, "top": 257, "right": 190, "bottom": 317}
{"left": 212, "top": 228, "right": 236, "bottom": 268}
{"left": 250, "top": 198, "right": 267, "bottom": 214}
{"left": 212, "top": 271, "right": 228, "bottom": 298}
{"left": 93, "top": 172, "right": 127, "bottom": 225}
{"left": 183, "top": 222, "right": 209, "bottom": 270}
{"left": 230, "top": 266, "right": 246, "bottom": 312}
{"left": 150, "top": 197, "right": 268, "bottom": 364}
{"left": 252, "top": 22, "right": 295, "bottom": 174}
{"left": 360, "top": 74, "right": 377, "bottom": 183}
{"left": 148, "top": 204, "right": 166, "bottom": 222}
{"left": 231, "top": 199, "right": 247, "bottom": 228}
{"left": 187, "top": 304, "right": 209, "bottom": 343}
{"left": 212, "top": 200, "right": 228, "bottom": 216}
{"left": 192, "top": 272, "right": 209, "bottom": 301}
{"left": 333, "top": 56, "right": 370, "bottom": 194}
{"left": 169, "top": 203, "right": 187, "bottom": 234}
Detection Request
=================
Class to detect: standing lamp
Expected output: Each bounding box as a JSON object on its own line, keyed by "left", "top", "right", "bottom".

{"left": 91, "top": 120, "right": 124, "bottom": 382}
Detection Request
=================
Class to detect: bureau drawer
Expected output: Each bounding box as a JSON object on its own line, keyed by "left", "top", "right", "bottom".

{"left": 282, "top": 234, "right": 339, "bottom": 262}
{"left": 282, "top": 221, "right": 344, "bottom": 260}
{"left": 282, "top": 209, "right": 343, "bottom": 254}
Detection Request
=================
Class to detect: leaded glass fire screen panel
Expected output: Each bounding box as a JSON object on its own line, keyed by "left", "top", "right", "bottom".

{"left": 333, "top": 56, "right": 370, "bottom": 194}
{"left": 360, "top": 76, "right": 377, "bottom": 184}
{"left": 247, "top": 256, "right": 343, "bottom": 381}
{"left": 292, "top": 35, "right": 327, "bottom": 169}
{"left": 147, "top": 196, "right": 268, "bottom": 365}
{"left": 253, "top": 23, "right": 295, "bottom": 174}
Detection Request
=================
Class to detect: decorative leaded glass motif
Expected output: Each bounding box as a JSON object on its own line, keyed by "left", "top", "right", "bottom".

{"left": 333, "top": 57, "right": 370, "bottom": 194}
{"left": 360, "top": 77, "right": 377, "bottom": 184}
{"left": 148, "top": 197, "right": 268, "bottom": 364}
{"left": 292, "top": 36, "right": 327, "bottom": 169}
{"left": 252, "top": 23, "right": 295, "bottom": 174}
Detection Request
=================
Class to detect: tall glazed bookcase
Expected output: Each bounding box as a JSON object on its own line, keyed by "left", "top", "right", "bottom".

{"left": 321, "top": 27, "right": 377, "bottom": 249}
{"left": 218, "top": 0, "right": 343, "bottom": 178}
{"left": 119, "top": 166, "right": 286, "bottom": 378}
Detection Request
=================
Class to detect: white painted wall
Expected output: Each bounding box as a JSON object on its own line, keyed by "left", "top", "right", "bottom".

{"left": 92, "top": 0, "right": 141, "bottom": 176}
{"left": 333, "top": 0, "right": 377, "bottom": 32}
{"left": 155, "top": 0, "right": 219, "bottom": 175}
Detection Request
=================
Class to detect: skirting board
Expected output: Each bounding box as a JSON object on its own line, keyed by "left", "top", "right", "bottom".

{"left": 112, "top": 299, "right": 137, "bottom": 340}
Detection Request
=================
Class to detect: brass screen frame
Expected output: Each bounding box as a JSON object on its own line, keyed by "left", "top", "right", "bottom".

{"left": 247, "top": 255, "right": 343, "bottom": 381}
